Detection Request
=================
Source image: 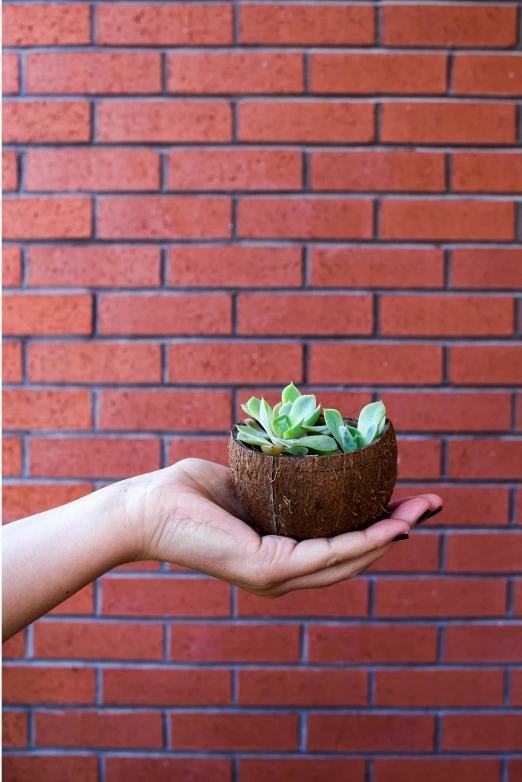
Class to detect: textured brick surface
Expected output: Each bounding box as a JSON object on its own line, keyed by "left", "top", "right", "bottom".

{"left": 3, "top": 0, "right": 520, "bottom": 774}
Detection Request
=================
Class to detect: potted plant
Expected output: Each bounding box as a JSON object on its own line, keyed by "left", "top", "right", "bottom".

{"left": 229, "top": 383, "right": 397, "bottom": 540}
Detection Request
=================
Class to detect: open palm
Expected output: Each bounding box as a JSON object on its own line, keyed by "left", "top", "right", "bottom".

{"left": 139, "top": 458, "right": 442, "bottom": 598}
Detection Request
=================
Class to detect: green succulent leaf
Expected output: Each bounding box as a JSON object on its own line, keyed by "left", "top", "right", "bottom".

{"left": 378, "top": 417, "right": 386, "bottom": 434}
{"left": 243, "top": 396, "right": 262, "bottom": 424}
{"left": 338, "top": 425, "right": 357, "bottom": 453}
{"left": 237, "top": 430, "right": 272, "bottom": 447}
{"left": 261, "top": 444, "right": 285, "bottom": 456}
{"left": 282, "top": 382, "right": 301, "bottom": 405}
{"left": 302, "top": 424, "right": 330, "bottom": 433}
{"left": 236, "top": 424, "right": 270, "bottom": 439}
{"left": 363, "top": 421, "right": 378, "bottom": 446}
{"left": 274, "top": 414, "right": 290, "bottom": 435}
{"left": 273, "top": 402, "right": 282, "bottom": 418}
{"left": 279, "top": 401, "right": 293, "bottom": 418}
{"left": 259, "top": 398, "right": 275, "bottom": 437}
{"left": 323, "top": 408, "right": 345, "bottom": 449}
{"left": 302, "top": 435, "right": 338, "bottom": 453}
{"left": 284, "top": 446, "right": 308, "bottom": 456}
{"left": 346, "top": 424, "right": 366, "bottom": 449}
{"left": 289, "top": 395, "right": 317, "bottom": 427}
{"left": 304, "top": 403, "right": 321, "bottom": 427}
{"left": 283, "top": 418, "right": 305, "bottom": 440}
{"left": 358, "top": 401, "right": 386, "bottom": 443}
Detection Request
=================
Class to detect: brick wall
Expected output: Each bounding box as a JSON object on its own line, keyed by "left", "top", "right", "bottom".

{"left": 2, "top": 1, "right": 522, "bottom": 779}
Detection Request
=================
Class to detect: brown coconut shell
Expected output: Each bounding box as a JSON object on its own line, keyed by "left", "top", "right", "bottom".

{"left": 228, "top": 418, "right": 398, "bottom": 540}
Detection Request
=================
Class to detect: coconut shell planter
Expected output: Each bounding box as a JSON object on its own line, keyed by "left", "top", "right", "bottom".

{"left": 229, "top": 383, "right": 398, "bottom": 540}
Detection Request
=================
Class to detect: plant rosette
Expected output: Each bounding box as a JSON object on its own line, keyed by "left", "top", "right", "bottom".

{"left": 228, "top": 383, "right": 398, "bottom": 540}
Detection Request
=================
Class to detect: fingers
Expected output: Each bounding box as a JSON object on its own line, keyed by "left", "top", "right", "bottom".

{"left": 386, "top": 493, "right": 443, "bottom": 514}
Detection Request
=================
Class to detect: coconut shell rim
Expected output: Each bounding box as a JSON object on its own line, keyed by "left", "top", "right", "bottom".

{"left": 231, "top": 417, "right": 393, "bottom": 459}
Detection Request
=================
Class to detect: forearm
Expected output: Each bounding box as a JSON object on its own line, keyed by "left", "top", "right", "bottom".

{"left": 2, "top": 481, "right": 138, "bottom": 641}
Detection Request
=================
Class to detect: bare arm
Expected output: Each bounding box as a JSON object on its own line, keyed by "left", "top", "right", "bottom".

{"left": 2, "top": 458, "right": 442, "bottom": 641}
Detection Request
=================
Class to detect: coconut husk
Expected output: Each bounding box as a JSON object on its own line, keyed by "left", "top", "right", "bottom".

{"left": 228, "top": 418, "right": 398, "bottom": 540}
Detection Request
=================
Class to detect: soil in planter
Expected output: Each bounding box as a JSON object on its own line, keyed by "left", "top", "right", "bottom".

{"left": 229, "top": 417, "right": 398, "bottom": 540}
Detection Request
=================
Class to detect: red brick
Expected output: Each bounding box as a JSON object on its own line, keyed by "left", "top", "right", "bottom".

{"left": 312, "top": 53, "right": 446, "bottom": 94}
{"left": 452, "top": 249, "right": 522, "bottom": 290}
{"left": 4, "top": 197, "right": 92, "bottom": 240}
{"left": 3, "top": 437, "right": 22, "bottom": 476}
{"left": 446, "top": 625, "right": 522, "bottom": 663}
{"left": 376, "top": 577, "right": 506, "bottom": 618}
{"left": 99, "top": 389, "right": 231, "bottom": 431}
{"left": 388, "top": 391, "right": 511, "bottom": 432}
{"left": 3, "top": 666, "right": 95, "bottom": 705}
{"left": 238, "top": 580, "right": 368, "bottom": 617}
{"left": 3, "top": 53, "right": 19, "bottom": 94}
{"left": 239, "top": 293, "right": 373, "bottom": 336}
{"left": 383, "top": 295, "right": 514, "bottom": 336}
{"left": 382, "top": 102, "right": 516, "bottom": 145}
{"left": 26, "top": 53, "right": 161, "bottom": 94}
{"left": 3, "top": 294, "right": 92, "bottom": 335}
{"left": 309, "top": 624, "right": 437, "bottom": 663}
{"left": 168, "top": 149, "right": 301, "bottom": 191}
{"left": 451, "top": 345, "right": 522, "bottom": 385}
{"left": 2, "top": 246, "right": 22, "bottom": 286}
{"left": 397, "top": 439, "right": 442, "bottom": 479}
{"left": 98, "top": 197, "right": 230, "bottom": 240}
{"left": 2, "top": 631, "right": 26, "bottom": 659}
{"left": 29, "top": 245, "right": 161, "bottom": 288}
{"left": 447, "top": 533, "right": 522, "bottom": 572}
{"left": 170, "top": 713, "right": 298, "bottom": 751}
{"left": 2, "top": 341, "right": 22, "bottom": 383}
{"left": 103, "top": 668, "right": 231, "bottom": 706}
{"left": 2, "top": 755, "right": 98, "bottom": 782}
{"left": 169, "top": 246, "right": 302, "bottom": 288}
{"left": 370, "top": 534, "right": 440, "bottom": 573}
{"left": 375, "top": 669, "right": 503, "bottom": 707}
{"left": 385, "top": 5, "right": 517, "bottom": 47}
{"left": 3, "top": 3, "right": 90, "bottom": 45}
{"left": 312, "top": 150, "right": 444, "bottom": 193}
{"left": 454, "top": 54, "right": 522, "bottom": 96}
{"left": 239, "top": 669, "right": 368, "bottom": 706}
{"left": 3, "top": 101, "right": 90, "bottom": 142}
{"left": 510, "top": 761, "right": 522, "bottom": 782}
{"left": 30, "top": 437, "right": 160, "bottom": 478}
{"left": 236, "top": 390, "right": 372, "bottom": 422}
{"left": 512, "top": 670, "right": 522, "bottom": 704}
{"left": 240, "top": 4, "right": 374, "bottom": 44}
{"left": 97, "top": 3, "right": 232, "bottom": 45}
{"left": 381, "top": 200, "right": 515, "bottom": 242}
{"left": 3, "top": 389, "right": 92, "bottom": 431}
{"left": 240, "top": 759, "right": 365, "bottom": 782}
{"left": 168, "top": 342, "right": 302, "bottom": 384}
{"left": 98, "top": 294, "right": 231, "bottom": 335}
{"left": 3, "top": 712, "right": 27, "bottom": 748}
{"left": 29, "top": 342, "right": 161, "bottom": 384}
{"left": 170, "top": 623, "right": 300, "bottom": 662}
{"left": 102, "top": 577, "right": 230, "bottom": 617}
{"left": 26, "top": 149, "right": 160, "bottom": 192}
{"left": 36, "top": 710, "right": 163, "bottom": 749}
{"left": 310, "top": 343, "right": 443, "bottom": 385}
{"left": 105, "top": 757, "right": 231, "bottom": 782}
{"left": 443, "top": 714, "right": 522, "bottom": 752}
{"left": 49, "top": 585, "right": 94, "bottom": 615}
{"left": 308, "top": 714, "right": 434, "bottom": 752}
{"left": 33, "top": 620, "right": 163, "bottom": 660}
{"left": 453, "top": 152, "right": 522, "bottom": 194}
{"left": 449, "top": 440, "right": 522, "bottom": 480}
{"left": 98, "top": 100, "right": 231, "bottom": 143}
{"left": 3, "top": 150, "right": 18, "bottom": 191}
{"left": 239, "top": 197, "right": 373, "bottom": 240}
{"left": 239, "top": 101, "right": 374, "bottom": 143}
{"left": 392, "top": 485, "right": 510, "bottom": 527}
{"left": 311, "top": 247, "right": 444, "bottom": 289}
{"left": 168, "top": 437, "right": 229, "bottom": 467}
{"left": 168, "top": 52, "right": 303, "bottom": 94}
{"left": 374, "top": 759, "right": 501, "bottom": 782}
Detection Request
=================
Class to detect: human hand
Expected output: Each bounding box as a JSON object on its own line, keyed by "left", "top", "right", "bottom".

{"left": 128, "top": 458, "right": 442, "bottom": 598}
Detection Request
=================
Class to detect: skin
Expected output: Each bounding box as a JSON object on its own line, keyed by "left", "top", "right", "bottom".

{"left": 2, "top": 458, "right": 442, "bottom": 642}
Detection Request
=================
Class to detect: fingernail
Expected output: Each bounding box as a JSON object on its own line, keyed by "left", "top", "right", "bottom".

{"left": 393, "top": 533, "right": 409, "bottom": 541}
{"left": 428, "top": 506, "right": 443, "bottom": 519}
{"left": 416, "top": 509, "right": 432, "bottom": 526}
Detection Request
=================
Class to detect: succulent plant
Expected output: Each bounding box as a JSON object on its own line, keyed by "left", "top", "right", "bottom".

{"left": 237, "top": 383, "right": 387, "bottom": 457}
